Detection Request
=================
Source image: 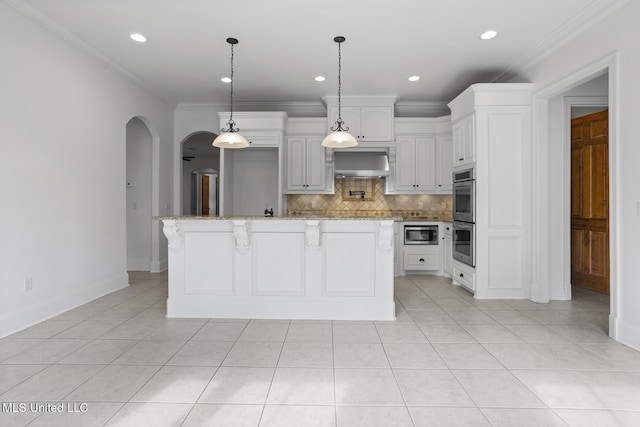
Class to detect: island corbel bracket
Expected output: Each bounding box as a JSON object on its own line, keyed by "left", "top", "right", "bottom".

{"left": 162, "top": 220, "right": 183, "bottom": 252}
{"left": 377, "top": 220, "right": 394, "bottom": 253}
{"left": 232, "top": 220, "right": 250, "bottom": 252}
{"left": 305, "top": 220, "right": 320, "bottom": 248}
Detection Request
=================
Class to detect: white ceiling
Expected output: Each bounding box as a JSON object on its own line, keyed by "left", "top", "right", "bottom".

{"left": 9, "top": 0, "right": 623, "bottom": 113}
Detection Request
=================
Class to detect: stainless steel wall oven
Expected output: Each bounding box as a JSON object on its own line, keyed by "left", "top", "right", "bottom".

{"left": 452, "top": 168, "right": 475, "bottom": 223}
{"left": 452, "top": 168, "right": 475, "bottom": 267}
{"left": 452, "top": 221, "right": 475, "bottom": 267}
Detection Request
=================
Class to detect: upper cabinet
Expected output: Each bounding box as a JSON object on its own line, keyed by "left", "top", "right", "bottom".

{"left": 387, "top": 117, "right": 453, "bottom": 194}
{"left": 286, "top": 136, "right": 328, "bottom": 193}
{"left": 452, "top": 114, "right": 475, "bottom": 168}
{"left": 324, "top": 96, "right": 396, "bottom": 142}
{"left": 394, "top": 137, "right": 436, "bottom": 192}
{"left": 436, "top": 133, "right": 453, "bottom": 191}
{"left": 285, "top": 118, "right": 334, "bottom": 194}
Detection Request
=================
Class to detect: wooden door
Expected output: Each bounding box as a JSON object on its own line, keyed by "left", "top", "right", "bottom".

{"left": 571, "top": 110, "right": 609, "bottom": 294}
{"left": 201, "top": 175, "right": 210, "bottom": 215}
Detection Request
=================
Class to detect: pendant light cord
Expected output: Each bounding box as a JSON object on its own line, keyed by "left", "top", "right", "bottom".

{"left": 222, "top": 38, "right": 239, "bottom": 133}
{"left": 331, "top": 36, "right": 348, "bottom": 132}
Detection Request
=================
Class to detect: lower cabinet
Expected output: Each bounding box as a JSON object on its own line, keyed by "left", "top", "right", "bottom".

{"left": 452, "top": 260, "right": 475, "bottom": 293}
{"left": 403, "top": 247, "right": 440, "bottom": 271}
{"left": 443, "top": 224, "right": 452, "bottom": 277}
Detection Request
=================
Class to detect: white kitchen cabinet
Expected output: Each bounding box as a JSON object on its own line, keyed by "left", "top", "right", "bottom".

{"left": 452, "top": 260, "right": 475, "bottom": 292}
{"left": 328, "top": 105, "right": 393, "bottom": 142}
{"left": 448, "top": 83, "right": 532, "bottom": 299}
{"left": 325, "top": 96, "right": 396, "bottom": 142}
{"left": 443, "top": 223, "right": 452, "bottom": 277}
{"left": 452, "top": 114, "right": 475, "bottom": 168}
{"left": 286, "top": 136, "right": 329, "bottom": 193}
{"left": 394, "top": 137, "right": 436, "bottom": 193}
{"left": 403, "top": 246, "right": 440, "bottom": 271}
{"left": 436, "top": 134, "right": 453, "bottom": 192}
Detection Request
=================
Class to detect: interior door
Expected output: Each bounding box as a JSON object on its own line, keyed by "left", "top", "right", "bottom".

{"left": 201, "top": 175, "right": 210, "bottom": 215}
{"left": 570, "top": 110, "right": 609, "bottom": 294}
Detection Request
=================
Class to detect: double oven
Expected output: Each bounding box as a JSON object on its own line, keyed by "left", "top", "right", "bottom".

{"left": 452, "top": 168, "right": 475, "bottom": 267}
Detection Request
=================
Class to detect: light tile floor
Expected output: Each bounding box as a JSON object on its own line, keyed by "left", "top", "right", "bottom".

{"left": 1, "top": 272, "right": 640, "bottom": 426}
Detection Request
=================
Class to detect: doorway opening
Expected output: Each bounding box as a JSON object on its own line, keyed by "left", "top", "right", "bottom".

{"left": 126, "top": 117, "right": 153, "bottom": 271}
{"left": 532, "top": 53, "right": 618, "bottom": 340}
{"left": 181, "top": 132, "right": 220, "bottom": 215}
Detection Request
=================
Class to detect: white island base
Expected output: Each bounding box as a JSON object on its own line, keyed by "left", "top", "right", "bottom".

{"left": 161, "top": 218, "right": 397, "bottom": 321}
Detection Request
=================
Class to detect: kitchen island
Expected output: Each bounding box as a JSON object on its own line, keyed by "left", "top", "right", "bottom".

{"left": 160, "top": 216, "right": 399, "bottom": 320}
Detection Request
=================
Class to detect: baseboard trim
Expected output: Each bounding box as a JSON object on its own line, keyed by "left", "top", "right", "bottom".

{"left": 150, "top": 258, "right": 167, "bottom": 273}
{"left": 611, "top": 315, "right": 640, "bottom": 352}
{"left": 0, "top": 273, "right": 129, "bottom": 338}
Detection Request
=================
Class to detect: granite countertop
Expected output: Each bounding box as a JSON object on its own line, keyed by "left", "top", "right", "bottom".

{"left": 157, "top": 215, "right": 404, "bottom": 221}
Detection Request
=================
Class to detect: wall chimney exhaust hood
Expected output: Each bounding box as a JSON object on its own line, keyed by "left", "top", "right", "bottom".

{"left": 334, "top": 151, "right": 390, "bottom": 178}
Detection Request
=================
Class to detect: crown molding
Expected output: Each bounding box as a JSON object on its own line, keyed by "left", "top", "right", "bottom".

{"left": 491, "top": 0, "right": 630, "bottom": 82}
{"left": 394, "top": 101, "right": 451, "bottom": 118}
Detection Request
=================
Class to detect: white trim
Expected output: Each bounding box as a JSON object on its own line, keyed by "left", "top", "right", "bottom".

{"left": 531, "top": 52, "right": 619, "bottom": 342}
{"left": 0, "top": 274, "right": 129, "bottom": 338}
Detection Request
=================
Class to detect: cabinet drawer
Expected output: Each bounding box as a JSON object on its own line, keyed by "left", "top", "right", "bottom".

{"left": 404, "top": 252, "right": 440, "bottom": 271}
{"left": 452, "top": 261, "right": 475, "bottom": 292}
{"left": 245, "top": 134, "right": 280, "bottom": 147}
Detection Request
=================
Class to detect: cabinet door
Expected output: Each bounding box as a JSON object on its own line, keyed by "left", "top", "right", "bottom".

{"left": 394, "top": 137, "right": 417, "bottom": 192}
{"left": 443, "top": 233, "right": 453, "bottom": 276}
{"left": 328, "top": 106, "right": 360, "bottom": 136}
{"left": 414, "top": 137, "right": 436, "bottom": 191}
{"left": 305, "top": 137, "right": 326, "bottom": 191}
{"left": 436, "top": 134, "right": 453, "bottom": 191}
{"left": 453, "top": 115, "right": 475, "bottom": 167}
{"left": 361, "top": 106, "right": 393, "bottom": 141}
{"left": 286, "top": 137, "right": 307, "bottom": 191}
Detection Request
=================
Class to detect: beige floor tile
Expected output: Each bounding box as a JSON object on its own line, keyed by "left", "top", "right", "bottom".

{"left": 334, "top": 368, "right": 404, "bottom": 405}
{"left": 334, "top": 342, "right": 389, "bottom": 368}
{"left": 104, "top": 402, "right": 192, "bottom": 427}
{"left": 1, "top": 364, "right": 103, "bottom": 401}
{"left": 453, "top": 369, "right": 545, "bottom": 408}
{"left": 417, "top": 324, "right": 477, "bottom": 343}
{"left": 131, "top": 366, "right": 216, "bottom": 403}
{"left": 433, "top": 343, "right": 504, "bottom": 369}
{"left": 332, "top": 324, "right": 380, "bottom": 343}
{"left": 337, "top": 406, "right": 413, "bottom": 427}
{"left": 260, "top": 405, "right": 335, "bottom": 427}
{"left": 199, "top": 367, "right": 274, "bottom": 404}
{"left": 182, "top": 404, "right": 263, "bottom": 427}
{"left": 481, "top": 408, "right": 569, "bottom": 427}
{"left": 410, "top": 407, "right": 490, "bottom": 427}
{"left": 28, "top": 402, "right": 124, "bottom": 427}
{"left": 65, "top": 364, "right": 159, "bottom": 402}
{"left": 57, "top": 339, "right": 137, "bottom": 364}
{"left": 278, "top": 342, "right": 333, "bottom": 368}
{"left": 166, "top": 340, "right": 233, "bottom": 366}
{"left": 266, "top": 367, "right": 334, "bottom": 404}
{"left": 383, "top": 343, "right": 447, "bottom": 369}
{"left": 222, "top": 341, "right": 283, "bottom": 367}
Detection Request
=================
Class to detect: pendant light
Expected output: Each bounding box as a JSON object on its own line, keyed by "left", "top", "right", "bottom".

{"left": 213, "top": 37, "right": 249, "bottom": 149}
{"left": 322, "top": 36, "right": 358, "bottom": 148}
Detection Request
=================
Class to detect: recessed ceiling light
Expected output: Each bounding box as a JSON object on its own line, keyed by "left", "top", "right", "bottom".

{"left": 221, "top": 77, "right": 232, "bottom": 83}
{"left": 408, "top": 75, "right": 420, "bottom": 82}
{"left": 480, "top": 30, "right": 498, "bottom": 40}
{"left": 130, "top": 33, "right": 147, "bottom": 43}
{"left": 314, "top": 76, "right": 326, "bottom": 82}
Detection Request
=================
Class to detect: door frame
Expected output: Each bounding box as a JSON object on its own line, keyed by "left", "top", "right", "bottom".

{"left": 530, "top": 52, "right": 619, "bottom": 340}
{"left": 563, "top": 97, "right": 609, "bottom": 299}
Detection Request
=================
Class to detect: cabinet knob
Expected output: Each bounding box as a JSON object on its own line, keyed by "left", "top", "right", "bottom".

{"left": 419, "top": 258, "right": 425, "bottom": 262}
{"left": 459, "top": 273, "right": 464, "bottom": 278}
{"left": 458, "top": 157, "right": 464, "bottom": 161}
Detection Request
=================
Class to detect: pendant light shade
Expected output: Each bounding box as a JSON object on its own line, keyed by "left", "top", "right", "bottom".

{"left": 323, "top": 36, "right": 357, "bottom": 148}
{"left": 212, "top": 131, "right": 249, "bottom": 148}
{"left": 213, "top": 37, "right": 249, "bottom": 149}
{"left": 321, "top": 130, "right": 358, "bottom": 148}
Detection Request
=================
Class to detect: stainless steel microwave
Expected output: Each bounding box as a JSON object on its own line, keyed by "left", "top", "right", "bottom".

{"left": 404, "top": 225, "right": 438, "bottom": 245}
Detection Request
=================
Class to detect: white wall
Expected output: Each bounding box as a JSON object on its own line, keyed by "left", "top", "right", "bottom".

{"left": 126, "top": 118, "right": 153, "bottom": 271}
{"left": 516, "top": 0, "right": 640, "bottom": 349}
{"left": 0, "top": 3, "right": 174, "bottom": 336}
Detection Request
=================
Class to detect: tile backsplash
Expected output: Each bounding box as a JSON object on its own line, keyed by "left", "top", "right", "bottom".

{"left": 287, "top": 178, "right": 452, "bottom": 219}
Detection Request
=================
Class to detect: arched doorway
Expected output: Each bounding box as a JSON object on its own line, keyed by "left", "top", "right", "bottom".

{"left": 181, "top": 131, "right": 220, "bottom": 215}
{"left": 126, "top": 117, "right": 153, "bottom": 271}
